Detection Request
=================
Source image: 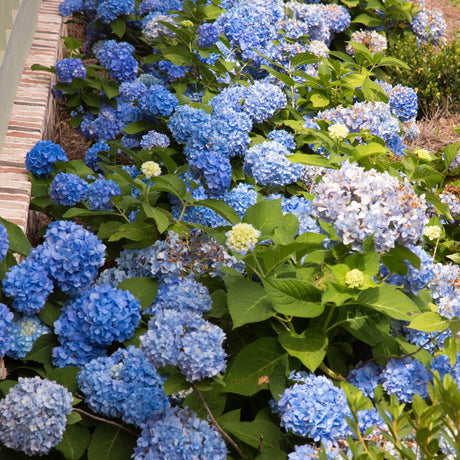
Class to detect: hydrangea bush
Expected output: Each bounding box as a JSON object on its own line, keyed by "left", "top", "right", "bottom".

{"left": 1, "top": 0, "right": 459, "bottom": 458}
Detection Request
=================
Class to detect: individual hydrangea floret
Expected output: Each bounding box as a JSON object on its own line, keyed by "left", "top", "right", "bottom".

{"left": 145, "top": 275, "right": 212, "bottom": 315}
{"left": 3, "top": 258, "right": 54, "bottom": 314}
{"left": 37, "top": 220, "right": 106, "bottom": 293}
{"left": 50, "top": 172, "right": 89, "bottom": 206}
{"left": 55, "top": 284, "right": 141, "bottom": 347}
{"left": 55, "top": 57, "right": 87, "bottom": 82}
{"left": 0, "top": 223, "right": 8, "bottom": 262}
{"left": 346, "top": 30, "right": 387, "bottom": 56}
{"left": 96, "top": 0, "right": 134, "bottom": 23}
{"left": 312, "top": 161, "right": 427, "bottom": 252}
{"left": 0, "top": 377, "right": 73, "bottom": 456}
{"left": 276, "top": 372, "right": 352, "bottom": 443}
{"left": 348, "top": 361, "right": 384, "bottom": 398}
{"left": 84, "top": 141, "right": 109, "bottom": 172}
{"left": 133, "top": 407, "right": 228, "bottom": 459}
{"left": 140, "top": 130, "right": 170, "bottom": 149}
{"left": 141, "top": 309, "right": 227, "bottom": 381}
{"left": 0, "top": 303, "right": 13, "bottom": 357}
{"left": 243, "top": 140, "right": 305, "bottom": 186}
{"left": 25, "top": 140, "right": 68, "bottom": 177}
{"left": 382, "top": 358, "right": 430, "bottom": 402}
{"left": 78, "top": 346, "right": 170, "bottom": 427}
{"left": 197, "top": 23, "right": 220, "bottom": 48}
{"left": 86, "top": 177, "right": 121, "bottom": 211}
{"left": 141, "top": 161, "right": 161, "bottom": 179}
{"left": 225, "top": 223, "right": 261, "bottom": 255}
{"left": 7, "top": 316, "right": 51, "bottom": 360}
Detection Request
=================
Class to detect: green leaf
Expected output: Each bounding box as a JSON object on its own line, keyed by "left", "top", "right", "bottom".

{"left": 39, "top": 301, "right": 61, "bottom": 327}
{"left": 357, "top": 285, "right": 420, "bottom": 321}
{"left": 117, "top": 277, "right": 158, "bottom": 310}
{"left": 408, "top": 312, "right": 451, "bottom": 333}
{"left": 0, "top": 380, "right": 17, "bottom": 396}
{"left": 194, "top": 198, "right": 240, "bottom": 225}
{"left": 243, "top": 199, "right": 284, "bottom": 238}
{"left": 278, "top": 329, "right": 328, "bottom": 372}
{"left": 0, "top": 218, "right": 31, "bottom": 256}
{"left": 352, "top": 13, "right": 382, "bottom": 27}
{"left": 142, "top": 204, "right": 171, "bottom": 233}
{"left": 163, "top": 370, "right": 190, "bottom": 395}
{"left": 260, "top": 65, "right": 296, "bottom": 87}
{"left": 322, "top": 282, "right": 354, "bottom": 306}
{"left": 24, "top": 333, "right": 58, "bottom": 365}
{"left": 103, "top": 82, "right": 119, "bottom": 99}
{"left": 31, "top": 63, "right": 54, "bottom": 73}
{"left": 48, "top": 367, "right": 80, "bottom": 394}
{"left": 221, "top": 420, "right": 285, "bottom": 457}
{"left": 291, "top": 52, "right": 319, "bottom": 68}
{"left": 380, "top": 243, "right": 421, "bottom": 275}
{"left": 110, "top": 17, "right": 126, "bottom": 38}
{"left": 184, "top": 387, "right": 227, "bottom": 420}
{"left": 87, "top": 424, "right": 137, "bottom": 460}
{"left": 263, "top": 242, "right": 321, "bottom": 274}
{"left": 411, "top": 165, "right": 443, "bottom": 186}
{"left": 225, "top": 338, "right": 287, "bottom": 396}
{"left": 264, "top": 278, "right": 324, "bottom": 318}
{"left": 56, "top": 424, "right": 91, "bottom": 460}
{"left": 443, "top": 142, "right": 460, "bottom": 169}
{"left": 287, "top": 153, "right": 332, "bottom": 168}
{"left": 227, "top": 278, "right": 276, "bottom": 328}
{"left": 108, "top": 223, "right": 153, "bottom": 242}
{"left": 310, "top": 93, "right": 330, "bottom": 108}
{"left": 150, "top": 175, "right": 188, "bottom": 200}
{"left": 63, "top": 208, "right": 115, "bottom": 218}
{"left": 123, "top": 120, "right": 156, "bottom": 135}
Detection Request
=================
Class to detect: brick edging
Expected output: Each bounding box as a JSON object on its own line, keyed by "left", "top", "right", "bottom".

{"left": 0, "top": 0, "right": 64, "bottom": 233}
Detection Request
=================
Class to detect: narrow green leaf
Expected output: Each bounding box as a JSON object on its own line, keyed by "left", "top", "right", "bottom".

{"left": 408, "top": 311, "right": 451, "bottom": 333}
{"left": 56, "top": 425, "right": 91, "bottom": 460}
{"left": 142, "top": 204, "right": 171, "bottom": 233}
{"left": 194, "top": 198, "right": 240, "bottom": 225}
{"left": 123, "top": 120, "right": 156, "bottom": 135}
{"left": 227, "top": 278, "right": 276, "bottom": 328}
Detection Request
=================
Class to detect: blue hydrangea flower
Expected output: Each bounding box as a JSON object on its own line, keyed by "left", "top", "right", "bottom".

{"left": 25, "top": 140, "right": 68, "bottom": 177}
{"left": 382, "top": 244, "right": 435, "bottom": 294}
{"left": 197, "top": 23, "right": 220, "bottom": 48}
{"left": 243, "top": 81, "right": 287, "bottom": 123}
{"left": 382, "top": 358, "right": 430, "bottom": 402}
{"left": 119, "top": 80, "right": 147, "bottom": 102}
{"left": 7, "top": 316, "right": 50, "bottom": 360}
{"left": 209, "top": 85, "right": 248, "bottom": 113}
{"left": 87, "top": 177, "right": 121, "bottom": 211}
{"left": 168, "top": 105, "right": 212, "bottom": 145}
{"left": 429, "top": 263, "right": 460, "bottom": 302}
{"left": 157, "top": 60, "right": 189, "bottom": 81}
{"left": 0, "top": 303, "right": 13, "bottom": 357}
{"left": 55, "top": 58, "right": 87, "bottom": 82}
{"left": 138, "top": 84, "right": 179, "bottom": 117}
{"left": 411, "top": 7, "right": 446, "bottom": 44}
{"left": 278, "top": 195, "right": 322, "bottom": 235}
{"left": 288, "top": 442, "right": 344, "bottom": 459}
{"left": 312, "top": 161, "right": 427, "bottom": 252}
{"left": 55, "top": 284, "right": 140, "bottom": 347}
{"left": 0, "top": 377, "right": 73, "bottom": 456}
{"left": 243, "top": 140, "right": 305, "bottom": 186}
{"left": 95, "top": 40, "right": 138, "bottom": 82}
{"left": 84, "top": 141, "right": 109, "bottom": 172}
{"left": 142, "top": 12, "right": 177, "bottom": 40}
{"left": 224, "top": 183, "right": 258, "bottom": 218}
{"left": 78, "top": 346, "right": 170, "bottom": 427}
{"left": 137, "top": 0, "right": 183, "bottom": 15}
{"left": 0, "top": 223, "right": 8, "bottom": 261}
{"left": 430, "top": 353, "right": 460, "bottom": 387}
{"left": 145, "top": 275, "right": 212, "bottom": 315}
{"left": 276, "top": 373, "right": 352, "bottom": 443}
{"left": 37, "top": 220, "right": 106, "bottom": 293}
{"left": 59, "top": 0, "right": 84, "bottom": 16}
{"left": 133, "top": 407, "right": 228, "bottom": 459}
{"left": 140, "top": 130, "right": 170, "bottom": 149}
{"left": 437, "top": 296, "right": 460, "bottom": 320}
{"left": 348, "top": 362, "right": 384, "bottom": 398}
{"left": 3, "top": 258, "right": 53, "bottom": 314}
{"left": 268, "top": 129, "right": 296, "bottom": 151}
{"left": 49, "top": 172, "right": 88, "bottom": 206}
{"left": 440, "top": 190, "right": 460, "bottom": 219}
{"left": 141, "top": 309, "right": 226, "bottom": 381}
{"left": 405, "top": 328, "right": 449, "bottom": 354}
{"left": 97, "top": 0, "right": 134, "bottom": 23}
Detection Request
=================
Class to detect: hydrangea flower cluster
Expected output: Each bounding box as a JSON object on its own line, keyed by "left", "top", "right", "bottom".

{"left": 411, "top": 7, "right": 446, "bottom": 44}
{"left": 96, "top": 0, "right": 134, "bottom": 24}
{"left": 197, "top": 23, "right": 220, "bottom": 48}
{"left": 94, "top": 39, "right": 138, "bottom": 82}
{"left": 0, "top": 377, "right": 73, "bottom": 456}
{"left": 25, "top": 140, "right": 68, "bottom": 177}
{"left": 440, "top": 187, "right": 460, "bottom": 218}
{"left": 87, "top": 177, "right": 121, "bottom": 210}
{"left": 140, "top": 130, "right": 170, "bottom": 149}
{"left": 346, "top": 30, "right": 387, "bottom": 56}
{"left": 138, "top": 84, "right": 179, "bottom": 117}
{"left": 50, "top": 172, "right": 89, "bottom": 206}
{"left": 7, "top": 316, "right": 50, "bottom": 360}
{"left": 225, "top": 223, "right": 261, "bottom": 255}
{"left": 77, "top": 346, "right": 170, "bottom": 427}
{"left": 0, "top": 303, "right": 13, "bottom": 357}
{"left": 276, "top": 373, "right": 353, "bottom": 443}
{"left": 55, "top": 57, "right": 87, "bottom": 82}
{"left": 84, "top": 141, "right": 109, "bottom": 172}
{"left": 133, "top": 407, "right": 228, "bottom": 459}
{"left": 312, "top": 161, "right": 427, "bottom": 251}
{"left": 348, "top": 361, "right": 384, "bottom": 398}
{"left": 377, "top": 81, "right": 418, "bottom": 124}
{"left": 145, "top": 274, "right": 212, "bottom": 315}
{"left": 0, "top": 223, "right": 8, "bottom": 261}
{"left": 381, "top": 244, "right": 435, "bottom": 294}
{"left": 142, "top": 12, "right": 176, "bottom": 40}
{"left": 3, "top": 258, "right": 54, "bottom": 314}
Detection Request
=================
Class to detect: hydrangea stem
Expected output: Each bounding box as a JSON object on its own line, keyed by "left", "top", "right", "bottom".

{"left": 73, "top": 407, "right": 138, "bottom": 437}
{"left": 192, "top": 384, "right": 246, "bottom": 459}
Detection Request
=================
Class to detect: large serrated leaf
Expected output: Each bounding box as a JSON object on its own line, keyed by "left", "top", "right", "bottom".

{"left": 227, "top": 279, "right": 276, "bottom": 328}
{"left": 87, "top": 424, "right": 136, "bottom": 460}
{"left": 357, "top": 285, "right": 420, "bottom": 321}
{"left": 243, "top": 199, "right": 284, "bottom": 238}
{"left": 225, "top": 338, "right": 287, "bottom": 396}
{"left": 56, "top": 425, "right": 91, "bottom": 460}
{"left": 408, "top": 311, "right": 452, "bottom": 333}
{"left": 264, "top": 278, "right": 324, "bottom": 318}
{"left": 117, "top": 276, "right": 158, "bottom": 310}
{"left": 194, "top": 198, "right": 240, "bottom": 225}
